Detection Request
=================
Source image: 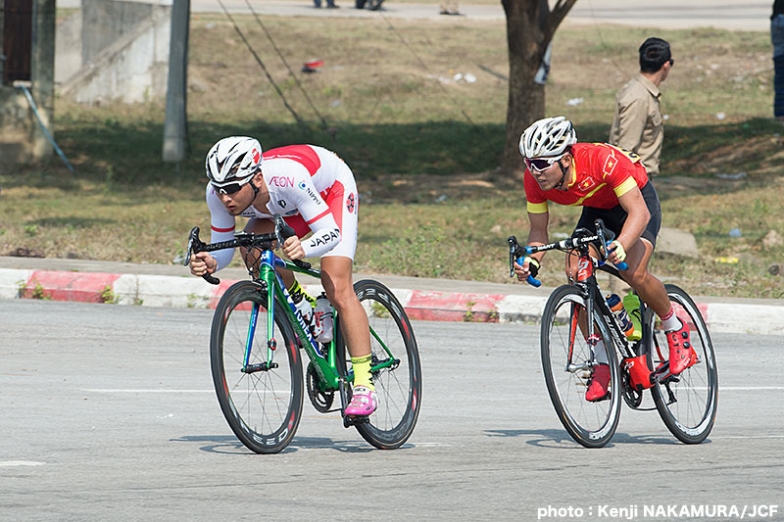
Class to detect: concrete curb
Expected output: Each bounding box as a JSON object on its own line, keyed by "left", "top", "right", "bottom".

{"left": 2, "top": 267, "right": 783, "bottom": 335}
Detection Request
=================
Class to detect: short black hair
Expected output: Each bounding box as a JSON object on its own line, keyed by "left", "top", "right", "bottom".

{"left": 638, "top": 37, "right": 671, "bottom": 73}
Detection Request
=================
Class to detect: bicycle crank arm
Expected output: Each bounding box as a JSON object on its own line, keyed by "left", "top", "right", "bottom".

{"left": 566, "top": 362, "right": 592, "bottom": 373}
{"left": 242, "top": 362, "right": 279, "bottom": 373}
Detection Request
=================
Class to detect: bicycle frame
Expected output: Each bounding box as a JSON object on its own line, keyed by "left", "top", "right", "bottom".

{"left": 256, "top": 249, "right": 357, "bottom": 392}
{"left": 189, "top": 224, "right": 399, "bottom": 395}
{"left": 560, "top": 244, "right": 637, "bottom": 374}
{"left": 509, "top": 221, "right": 638, "bottom": 369}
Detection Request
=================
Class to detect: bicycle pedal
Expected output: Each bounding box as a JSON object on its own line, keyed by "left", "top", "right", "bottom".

{"left": 343, "top": 415, "right": 370, "bottom": 428}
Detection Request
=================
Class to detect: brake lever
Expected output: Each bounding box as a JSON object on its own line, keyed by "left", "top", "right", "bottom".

{"left": 274, "top": 215, "right": 311, "bottom": 270}
{"left": 185, "top": 226, "right": 220, "bottom": 285}
{"left": 506, "top": 235, "right": 541, "bottom": 287}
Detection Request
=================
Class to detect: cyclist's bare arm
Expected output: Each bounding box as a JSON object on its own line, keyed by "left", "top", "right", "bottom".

{"left": 613, "top": 188, "right": 650, "bottom": 265}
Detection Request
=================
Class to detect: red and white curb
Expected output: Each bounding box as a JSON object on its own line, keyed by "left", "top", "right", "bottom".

{"left": 1, "top": 268, "right": 782, "bottom": 335}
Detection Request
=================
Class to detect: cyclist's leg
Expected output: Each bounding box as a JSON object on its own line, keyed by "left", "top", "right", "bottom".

{"left": 319, "top": 173, "right": 376, "bottom": 415}
{"left": 321, "top": 256, "right": 376, "bottom": 415}
{"left": 623, "top": 241, "right": 695, "bottom": 375}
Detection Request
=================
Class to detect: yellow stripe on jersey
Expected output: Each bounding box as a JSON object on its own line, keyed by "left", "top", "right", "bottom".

{"left": 613, "top": 177, "right": 638, "bottom": 199}
{"left": 527, "top": 200, "right": 549, "bottom": 214}
{"left": 571, "top": 183, "right": 608, "bottom": 207}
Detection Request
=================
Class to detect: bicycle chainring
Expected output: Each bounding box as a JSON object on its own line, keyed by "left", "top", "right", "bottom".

{"left": 306, "top": 362, "right": 334, "bottom": 413}
{"left": 621, "top": 367, "right": 644, "bottom": 409}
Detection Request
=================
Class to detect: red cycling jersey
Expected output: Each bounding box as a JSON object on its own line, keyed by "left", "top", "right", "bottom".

{"left": 524, "top": 142, "right": 649, "bottom": 214}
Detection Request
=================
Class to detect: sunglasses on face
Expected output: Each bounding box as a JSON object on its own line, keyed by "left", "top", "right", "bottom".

{"left": 212, "top": 181, "right": 245, "bottom": 195}
{"left": 525, "top": 155, "right": 563, "bottom": 172}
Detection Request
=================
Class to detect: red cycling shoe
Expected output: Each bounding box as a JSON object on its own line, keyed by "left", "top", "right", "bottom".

{"left": 666, "top": 320, "right": 696, "bottom": 375}
{"left": 585, "top": 364, "right": 611, "bottom": 402}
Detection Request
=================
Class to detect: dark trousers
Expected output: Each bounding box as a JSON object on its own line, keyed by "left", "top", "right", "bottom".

{"left": 775, "top": 55, "right": 784, "bottom": 118}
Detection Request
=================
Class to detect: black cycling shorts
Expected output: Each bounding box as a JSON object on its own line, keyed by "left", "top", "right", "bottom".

{"left": 574, "top": 182, "right": 661, "bottom": 248}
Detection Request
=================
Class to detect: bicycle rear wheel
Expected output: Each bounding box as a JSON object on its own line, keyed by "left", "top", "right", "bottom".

{"left": 210, "top": 281, "right": 304, "bottom": 454}
{"left": 541, "top": 285, "right": 622, "bottom": 448}
{"left": 336, "top": 280, "right": 422, "bottom": 449}
{"left": 647, "top": 284, "right": 718, "bottom": 444}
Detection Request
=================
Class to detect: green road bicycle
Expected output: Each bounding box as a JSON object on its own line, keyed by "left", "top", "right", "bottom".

{"left": 185, "top": 215, "right": 421, "bottom": 453}
{"left": 508, "top": 220, "right": 718, "bottom": 448}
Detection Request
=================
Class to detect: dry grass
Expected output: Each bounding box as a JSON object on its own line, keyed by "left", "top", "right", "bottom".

{"left": 1, "top": 14, "right": 783, "bottom": 298}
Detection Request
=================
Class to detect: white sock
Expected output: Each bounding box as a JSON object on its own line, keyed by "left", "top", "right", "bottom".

{"left": 660, "top": 309, "right": 682, "bottom": 332}
{"left": 592, "top": 340, "right": 608, "bottom": 365}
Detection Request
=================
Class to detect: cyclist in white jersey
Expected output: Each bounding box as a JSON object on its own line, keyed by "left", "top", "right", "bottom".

{"left": 188, "top": 137, "right": 376, "bottom": 416}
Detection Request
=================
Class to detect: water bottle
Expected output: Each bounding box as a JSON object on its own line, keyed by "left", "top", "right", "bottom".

{"left": 622, "top": 293, "right": 643, "bottom": 341}
{"left": 313, "top": 293, "right": 334, "bottom": 343}
{"left": 606, "top": 293, "right": 635, "bottom": 339}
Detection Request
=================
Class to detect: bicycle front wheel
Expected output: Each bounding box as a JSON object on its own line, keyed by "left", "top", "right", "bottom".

{"left": 541, "top": 285, "right": 622, "bottom": 448}
{"left": 647, "top": 284, "right": 718, "bottom": 444}
{"left": 336, "top": 280, "right": 422, "bottom": 449}
{"left": 210, "top": 281, "right": 304, "bottom": 454}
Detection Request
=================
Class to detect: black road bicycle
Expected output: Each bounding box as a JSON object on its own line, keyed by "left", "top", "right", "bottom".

{"left": 508, "top": 220, "right": 718, "bottom": 448}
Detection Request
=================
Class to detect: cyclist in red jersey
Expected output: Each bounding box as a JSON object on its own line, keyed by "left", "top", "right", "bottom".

{"left": 189, "top": 137, "right": 376, "bottom": 416}
{"left": 513, "top": 117, "right": 696, "bottom": 401}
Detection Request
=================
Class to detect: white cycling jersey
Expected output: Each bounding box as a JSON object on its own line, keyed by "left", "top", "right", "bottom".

{"left": 207, "top": 144, "right": 359, "bottom": 271}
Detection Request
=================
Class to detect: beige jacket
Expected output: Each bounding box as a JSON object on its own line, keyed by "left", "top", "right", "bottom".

{"left": 609, "top": 75, "right": 663, "bottom": 177}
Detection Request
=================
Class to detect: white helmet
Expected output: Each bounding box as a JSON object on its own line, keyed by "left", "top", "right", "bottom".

{"left": 205, "top": 136, "right": 262, "bottom": 187}
{"left": 518, "top": 116, "right": 577, "bottom": 159}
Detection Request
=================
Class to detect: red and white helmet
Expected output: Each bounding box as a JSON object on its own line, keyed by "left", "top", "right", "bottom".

{"left": 205, "top": 136, "right": 262, "bottom": 187}
{"left": 519, "top": 116, "right": 577, "bottom": 159}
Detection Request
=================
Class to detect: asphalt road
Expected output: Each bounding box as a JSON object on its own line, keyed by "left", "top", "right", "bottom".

{"left": 57, "top": 0, "right": 771, "bottom": 31}
{"left": 2, "top": 300, "right": 782, "bottom": 521}
{"left": 195, "top": 0, "right": 771, "bottom": 31}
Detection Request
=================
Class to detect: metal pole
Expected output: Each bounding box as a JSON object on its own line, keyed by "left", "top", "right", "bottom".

{"left": 162, "top": 0, "right": 190, "bottom": 163}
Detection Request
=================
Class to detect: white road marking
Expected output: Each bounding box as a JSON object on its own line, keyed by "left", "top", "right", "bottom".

{"left": 0, "top": 461, "right": 45, "bottom": 467}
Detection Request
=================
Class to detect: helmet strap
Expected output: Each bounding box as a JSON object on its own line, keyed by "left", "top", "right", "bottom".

{"left": 555, "top": 160, "right": 569, "bottom": 190}
{"left": 249, "top": 179, "right": 260, "bottom": 197}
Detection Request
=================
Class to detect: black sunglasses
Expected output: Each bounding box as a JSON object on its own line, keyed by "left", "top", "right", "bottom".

{"left": 212, "top": 182, "right": 244, "bottom": 195}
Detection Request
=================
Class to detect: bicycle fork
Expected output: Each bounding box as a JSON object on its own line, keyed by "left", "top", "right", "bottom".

{"left": 564, "top": 292, "right": 605, "bottom": 374}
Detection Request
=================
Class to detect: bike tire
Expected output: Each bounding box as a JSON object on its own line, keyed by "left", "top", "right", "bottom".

{"left": 210, "top": 280, "right": 304, "bottom": 454}
{"left": 647, "top": 284, "right": 718, "bottom": 444}
{"left": 541, "top": 285, "right": 622, "bottom": 448}
{"left": 336, "top": 279, "right": 422, "bottom": 449}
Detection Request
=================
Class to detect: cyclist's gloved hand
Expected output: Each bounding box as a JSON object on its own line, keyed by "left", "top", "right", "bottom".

{"left": 525, "top": 256, "right": 540, "bottom": 278}
{"left": 515, "top": 256, "right": 540, "bottom": 282}
{"left": 608, "top": 240, "right": 626, "bottom": 263}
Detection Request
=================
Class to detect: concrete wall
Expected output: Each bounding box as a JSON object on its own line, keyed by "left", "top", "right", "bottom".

{"left": 57, "top": 0, "right": 171, "bottom": 104}
{"left": 54, "top": 9, "right": 81, "bottom": 85}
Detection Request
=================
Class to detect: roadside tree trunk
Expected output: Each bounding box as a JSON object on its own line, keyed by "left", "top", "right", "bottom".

{"left": 500, "top": 0, "right": 578, "bottom": 173}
